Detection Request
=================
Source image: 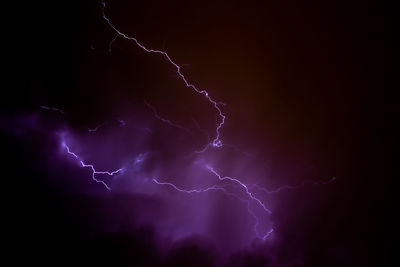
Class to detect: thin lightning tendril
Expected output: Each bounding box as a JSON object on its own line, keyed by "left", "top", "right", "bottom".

{"left": 145, "top": 101, "right": 192, "bottom": 134}
{"left": 153, "top": 178, "right": 227, "bottom": 194}
{"left": 206, "top": 166, "right": 272, "bottom": 214}
{"left": 153, "top": 165, "right": 276, "bottom": 239}
{"left": 40, "top": 105, "right": 65, "bottom": 115}
{"left": 88, "top": 122, "right": 107, "bottom": 132}
{"left": 153, "top": 177, "right": 273, "bottom": 240}
{"left": 101, "top": 1, "right": 225, "bottom": 149}
{"left": 62, "top": 141, "right": 123, "bottom": 190}
{"left": 250, "top": 176, "right": 337, "bottom": 194}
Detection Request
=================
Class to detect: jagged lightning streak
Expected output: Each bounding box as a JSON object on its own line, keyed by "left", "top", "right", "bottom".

{"left": 251, "top": 176, "right": 337, "bottom": 194}
{"left": 206, "top": 166, "right": 272, "bottom": 214}
{"left": 153, "top": 178, "right": 227, "bottom": 194}
{"left": 100, "top": 1, "right": 274, "bottom": 238}
{"left": 153, "top": 178, "right": 273, "bottom": 240}
{"left": 62, "top": 141, "right": 123, "bottom": 190}
{"left": 145, "top": 101, "right": 192, "bottom": 135}
{"left": 36, "top": 2, "right": 338, "bottom": 246}
{"left": 101, "top": 1, "right": 225, "bottom": 149}
{"left": 206, "top": 166, "right": 275, "bottom": 239}
{"left": 99, "top": 1, "right": 336, "bottom": 242}
{"left": 40, "top": 105, "right": 65, "bottom": 115}
{"left": 88, "top": 122, "right": 107, "bottom": 132}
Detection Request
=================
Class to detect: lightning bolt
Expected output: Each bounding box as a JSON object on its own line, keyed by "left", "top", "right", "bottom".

{"left": 101, "top": 1, "right": 225, "bottom": 150}
{"left": 250, "top": 176, "right": 337, "bottom": 194}
{"left": 51, "top": 1, "right": 336, "bottom": 244}
{"left": 153, "top": 165, "right": 274, "bottom": 240}
{"left": 206, "top": 166, "right": 272, "bottom": 215}
{"left": 153, "top": 177, "right": 275, "bottom": 240}
{"left": 40, "top": 105, "right": 65, "bottom": 115}
{"left": 153, "top": 178, "right": 228, "bottom": 194}
{"left": 62, "top": 140, "right": 123, "bottom": 190}
{"left": 100, "top": 0, "right": 274, "bottom": 240}
{"left": 145, "top": 101, "right": 192, "bottom": 135}
{"left": 88, "top": 122, "right": 107, "bottom": 132}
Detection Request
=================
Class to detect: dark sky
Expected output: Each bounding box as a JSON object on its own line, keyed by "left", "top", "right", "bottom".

{"left": 3, "top": 0, "right": 395, "bottom": 266}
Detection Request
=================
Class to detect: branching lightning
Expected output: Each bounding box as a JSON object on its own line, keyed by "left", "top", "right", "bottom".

{"left": 62, "top": 141, "right": 123, "bottom": 190}
{"left": 101, "top": 1, "right": 225, "bottom": 149}
{"left": 51, "top": 1, "right": 336, "bottom": 243}
{"left": 206, "top": 166, "right": 272, "bottom": 215}
{"left": 99, "top": 0, "right": 274, "bottom": 240}
{"left": 153, "top": 177, "right": 273, "bottom": 240}
{"left": 153, "top": 165, "right": 275, "bottom": 239}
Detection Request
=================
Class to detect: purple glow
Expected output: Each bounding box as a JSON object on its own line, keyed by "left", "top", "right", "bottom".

{"left": 116, "top": 118, "right": 126, "bottom": 126}
{"left": 8, "top": 0, "right": 387, "bottom": 265}
{"left": 206, "top": 166, "right": 272, "bottom": 215}
{"left": 62, "top": 140, "right": 123, "bottom": 190}
{"left": 41, "top": 1, "right": 338, "bottom": 249}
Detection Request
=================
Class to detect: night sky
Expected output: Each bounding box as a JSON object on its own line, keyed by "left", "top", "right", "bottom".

{"left": 3, "top": 0, "right": 395, "bottom": 266}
